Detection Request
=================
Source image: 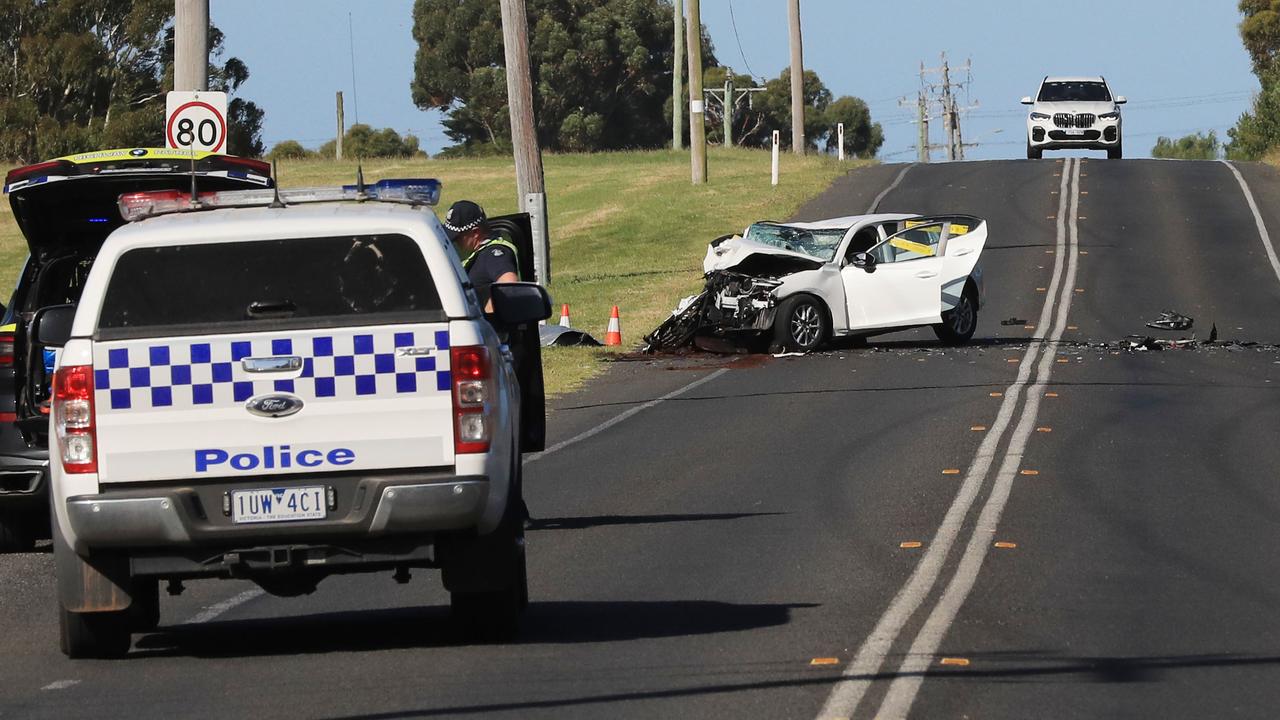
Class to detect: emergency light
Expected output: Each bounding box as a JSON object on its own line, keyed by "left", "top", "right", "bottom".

{"left": 117, "top": 178, "right": 443, "bottom": 222}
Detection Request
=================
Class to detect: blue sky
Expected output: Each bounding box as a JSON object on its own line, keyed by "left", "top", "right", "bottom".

{"left": 213, "top": 0, "right": 1256, "bottom": 160}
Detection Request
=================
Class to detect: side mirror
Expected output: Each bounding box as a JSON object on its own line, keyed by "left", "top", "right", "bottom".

{"left": 850, "top": 252, "right": 877, "bottom": 272}
{"left": 1115, "top": 96, "right": 1127, "bottom": 104}
{"left": 489, "top": 282, "right": 552, "bottom": 326}
{"left": 1020, "top": 96, "right": 1033, "bottom": 105}
{"left": 33, "top": 304, "right": 75, "bottom": 348}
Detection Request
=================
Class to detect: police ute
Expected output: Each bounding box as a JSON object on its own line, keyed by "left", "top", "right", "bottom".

{"left": 34, "top": 177, "right": 552, "bottom": 657}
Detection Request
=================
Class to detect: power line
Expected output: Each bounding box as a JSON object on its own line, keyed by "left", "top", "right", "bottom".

{"left": 727, "top": 0, "right": 761, "bottom": 81}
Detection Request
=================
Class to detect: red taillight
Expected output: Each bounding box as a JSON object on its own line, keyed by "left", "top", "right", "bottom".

{"left": 118, "top": 189, "right": 215, "bottom": 221}
{"left": 0, "top": 331, "right": 13, "bottom": 367}
{"left": 450, "top": 346, "right": 493, "bottom": 454}
{"left": 4, "top": 159, "right": 71, "bottom": 188}
{"left": 53, "top": 365, "right": 97, "bottom": 474}
{"left": 216, "top": 155, "right": 272, "bottom": 176}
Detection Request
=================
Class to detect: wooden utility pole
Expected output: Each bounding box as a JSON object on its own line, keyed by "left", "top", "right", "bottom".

{"left": 174, "top": 0, "right": 209, "bottom": 91}
{"left": 336, "top": 91, "right": 345, "bottom": 161}
{"left": 788, "top": 0, "right": 804, "bottom": 155}
{"left": 672, "top": 0, "right": 684, "bottom": 150}
{"left": 499, "top": 0, "right": 551, "bottom": 283}
{"left": 686, "top": 0, "right": 706, "bottom": 183}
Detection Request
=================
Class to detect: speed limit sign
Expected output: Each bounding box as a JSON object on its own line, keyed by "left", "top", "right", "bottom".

{"left": 165, "top": 91, "right": 228, "bottom": 153}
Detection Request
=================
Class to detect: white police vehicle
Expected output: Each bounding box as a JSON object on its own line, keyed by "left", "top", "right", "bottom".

{"left": 33, "top": 178, "right": 552, "bottom": 657}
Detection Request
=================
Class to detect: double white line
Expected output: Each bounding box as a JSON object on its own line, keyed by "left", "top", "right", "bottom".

{"left": 819, "top": 158, "right": 1083, "bottom": 720}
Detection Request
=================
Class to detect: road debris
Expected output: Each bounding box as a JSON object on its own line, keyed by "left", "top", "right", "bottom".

{"left": 1146, "top": 310, "right": 1193, "bottom": 331}
{"left": 1000, "top": 317, "right": 1028, "bottom": 326}
{"left": 539, "top": 324, "right": 602, "bottom": 347}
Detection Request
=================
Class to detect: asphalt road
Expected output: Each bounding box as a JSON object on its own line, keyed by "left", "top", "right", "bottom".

{"left": 3, "top": 158, "right": 1280, "bottom": 719}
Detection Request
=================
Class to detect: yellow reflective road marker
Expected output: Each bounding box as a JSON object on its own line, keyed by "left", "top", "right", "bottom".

{"left": 1045, "top": 392, "right": 1059, "bottom": 398}
{"left": 970, "top": 425, "right": 987, "bottom": 431}
{"left": 1020, "top": 469, "right": 1040, "bottom": 476}
{"left": 942, "top": 468, "right": 962, "bottom": 475}
{"left": 900, "top": 541, "right": 923, "bottom": 549}
{"left": 1007, "top": 358, "right": 1020, "bottom": 364}
{"left": 1056, "top": 358, "right": 1069, "bottom": 364}
{"left": 1037, "top": 427, "right": 1053, "bottom": 433}
{"left": 810, "top": 657, "right": 841, "bottom": 666}
{"left": 1067, "top": 325, "right": 1079, "bottom": 330}
{"left": 940, "top": 657, "right": 970, "bottom": 666}
{"left": 1024, "top": 324, "right": 1035, "bottom": 330}
{"left": 1075, "top": 288, "right": 1085, "bottom": 293}
{"left": 1080, "top": 250, "right": 1089, "bottom": 255}
{"left": 990, "top": 392, "right": 1003, "bottom": 397}
{"left": 994, "top": 542, "right": 1017, "bottom": 549}
{"left": 1036, "top": 287, "right": 1047, "bottom": 292}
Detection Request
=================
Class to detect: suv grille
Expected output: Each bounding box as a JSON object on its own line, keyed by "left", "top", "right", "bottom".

{"left": 1053, "top": 113, "right": 1097, "bottom": 129}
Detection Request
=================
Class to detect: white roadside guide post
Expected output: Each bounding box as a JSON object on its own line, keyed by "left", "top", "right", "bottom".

{"left": 838, "top": 122, "right": 845, "bottom": 161}
{"left": 165, "top": 90, "right": 229, "bottom": 153}
{"left": 771, "top": 130, "right": 781, "bottom": 186}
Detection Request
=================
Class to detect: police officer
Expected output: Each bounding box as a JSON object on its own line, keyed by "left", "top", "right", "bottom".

{"left": 443, "top": 200, "right": 532, "bottom": 523}
{"left": 442, "top": 200, "right": 519, "bottom": 312}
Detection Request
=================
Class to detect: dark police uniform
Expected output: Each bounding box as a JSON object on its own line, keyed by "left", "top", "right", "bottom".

{"left": 463, "top": 235, "right": 520, "bottom": 308}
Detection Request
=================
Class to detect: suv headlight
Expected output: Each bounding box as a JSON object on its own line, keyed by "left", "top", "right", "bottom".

{"left": 1029, "top": 112, "right": 1050, "bottom": 120}
{"left": 1100, "top": 111, "right": 1120, "bottom": 120}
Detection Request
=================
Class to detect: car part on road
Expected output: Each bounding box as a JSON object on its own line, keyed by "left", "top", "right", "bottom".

{"left": 538, "top": 324, "right": 602, "bottom": 347}
{"left": 1146, "top": 310, "right": 1194, "bottom": 331}
{"left": 1000, "top": 317, "right": 1028, "bottom": 326}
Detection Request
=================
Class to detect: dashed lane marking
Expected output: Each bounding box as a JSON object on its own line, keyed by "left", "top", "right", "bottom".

{"left": 41, "top": 680, "right": 80, "bottom": 691}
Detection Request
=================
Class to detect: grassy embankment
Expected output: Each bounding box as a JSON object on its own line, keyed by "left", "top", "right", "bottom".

{"left": 1, "top": 149, "right": 861, "bottom": 396}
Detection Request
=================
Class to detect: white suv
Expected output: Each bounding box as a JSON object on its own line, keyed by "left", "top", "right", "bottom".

{"left": 34, "top": 179, "right": 551, "bottom": 657}
{"left": 1022, "top": 76, "right": 1125, "bottom": 159}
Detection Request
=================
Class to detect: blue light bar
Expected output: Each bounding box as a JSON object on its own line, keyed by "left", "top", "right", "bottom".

{"left": 341, "top": 178, "right": 441, "bottom": 206}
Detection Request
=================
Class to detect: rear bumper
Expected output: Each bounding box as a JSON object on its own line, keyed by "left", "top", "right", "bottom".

{"left": 67, "top": 471, "right": 490, "bottom": 550}
{"left": 0, "top": 456, "right": 49, "bottom": 509}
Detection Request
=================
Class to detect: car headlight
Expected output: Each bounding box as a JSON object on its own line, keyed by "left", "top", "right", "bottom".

{"left": 1029, "top": 112, "right": 1050, "bottom": 120}
{"left": 1100, "top": 112, "right": 1119, "bottom": 120}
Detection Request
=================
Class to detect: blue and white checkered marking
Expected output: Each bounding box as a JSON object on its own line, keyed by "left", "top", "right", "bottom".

{"left": 93, "top": 328, "right": 451, "bottom": 411}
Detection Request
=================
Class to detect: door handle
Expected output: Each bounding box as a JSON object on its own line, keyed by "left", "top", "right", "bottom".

{"left": 914, "top": 270, "right": 938, "bottom": 278}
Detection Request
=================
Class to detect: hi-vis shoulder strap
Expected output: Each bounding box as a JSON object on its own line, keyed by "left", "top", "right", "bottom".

{"left": 464, "top": 236, "right": 522, "bottom": 275}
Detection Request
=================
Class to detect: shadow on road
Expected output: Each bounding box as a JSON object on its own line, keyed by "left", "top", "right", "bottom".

{"left": 526, "top": 512, "right": 783, "bottom": 531}
{"left": 132, "top": 598, "right": 815, "bottom": 659}
{"left": 308, "top": 650, "right": 1280, "bottom": 719}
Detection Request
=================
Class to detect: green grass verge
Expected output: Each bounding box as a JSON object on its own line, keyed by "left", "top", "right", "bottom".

{"left": 2, "top": 149, "right": 863, "bottom": 396}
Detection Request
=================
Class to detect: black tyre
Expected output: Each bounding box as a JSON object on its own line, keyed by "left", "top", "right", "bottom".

{"left": 933, "top": 287, "right": 979, "bottom": 345}
{"left": 0, "top": 513, "right": 36, "bottom": 553}
{"left": 772, "top": 295, "right": 828, "bottom": 352}
{"left": 129, "top": 578, "right": 161, "bottom": 632}
{"left": 1026, "top": 143, "right": 1042, "bottom": 160}
{"left": 1107, "top": 143, "right": 1123, "bottom": 160}
{"left": 59, "top": 605, "right": 131, "bottom": 658}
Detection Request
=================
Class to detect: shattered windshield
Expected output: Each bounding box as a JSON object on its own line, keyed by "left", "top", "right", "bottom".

{"left": 743, "top": 223, "right": 846, "bottom": 261}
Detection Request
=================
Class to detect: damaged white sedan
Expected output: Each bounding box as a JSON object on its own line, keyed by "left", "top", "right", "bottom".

{"left": 646, "top": 214, "right": 987, "bottom": 352}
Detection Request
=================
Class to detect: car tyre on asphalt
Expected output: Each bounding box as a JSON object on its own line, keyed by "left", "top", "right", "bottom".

{"left": 773, "top": 295, "right": 828, "bottom": 352}
{"left": 933, "top": 287, "right": 979, "bottom": 345}
{"left": 1108, "top": 143, "right": 1123, "bottom": 160}
{"left": 0, "top": 513, "right": 36, "bottom": 553}
{"left": 1026, "top": 143, "right": 1042, "bottom": 160}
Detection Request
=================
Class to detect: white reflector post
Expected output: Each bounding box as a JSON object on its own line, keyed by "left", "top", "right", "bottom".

{"left": 771, "top": 131, "right": 780, "bottom": 187}
{"left": 838, "top": 122, "right": 845, "bottom": 162}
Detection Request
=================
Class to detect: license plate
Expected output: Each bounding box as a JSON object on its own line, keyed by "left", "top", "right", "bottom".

{"left": 232, "top": 486, "right": 326, "bottom": 524}
{"left": 1065, "top": 129, "right": 1085, "bottom": 136}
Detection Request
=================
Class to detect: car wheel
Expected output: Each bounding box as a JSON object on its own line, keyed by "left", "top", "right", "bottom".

{"left": 773, "top": 295, "right": 828, "bottom": 352}
{"left": 1108, "top": 143, "right": 1123, "bottom": 160}
{"left": 0, "top": 513, "right": 36, "bottom": 553}
{"left": 442, "top": 463, "right": 528, "bottom": 643}
{"left": 1026, "top": 143, "right": 1042, "bottom": 160}
{"left": 933, "top": 287, "right": 978, "bottom": 345}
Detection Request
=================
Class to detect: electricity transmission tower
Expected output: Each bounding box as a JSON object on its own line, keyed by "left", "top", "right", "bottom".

{"left": 909, "top": 53, "right": 980, "bottom": 162}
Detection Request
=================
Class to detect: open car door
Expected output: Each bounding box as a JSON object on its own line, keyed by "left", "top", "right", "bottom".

{"left": 487, "top": 213, "right": 547, "bottom": 453}
{"left": 842, "top": 220, "right": 947, "bottom": 330}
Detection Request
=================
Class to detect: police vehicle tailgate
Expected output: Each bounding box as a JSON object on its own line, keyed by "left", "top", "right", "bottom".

{"left": 91, "top": 325, "right": 454, "bottom": 483}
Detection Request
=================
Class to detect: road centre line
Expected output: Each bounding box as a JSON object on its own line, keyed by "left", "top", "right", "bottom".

{"left": 866, "top": 164, "right": 914, "bottom": 214}
{"left": 817, "top": 158, "right": 1078, "bottom": 720}
{"left": 1220, "top": 160, "right": 1280, "bottom": 289}
{"left": 526, "top": 368, "right": 729, "bottom": 463}
{"left": 873, "top": 158, "right": 1083, "bottom": 720}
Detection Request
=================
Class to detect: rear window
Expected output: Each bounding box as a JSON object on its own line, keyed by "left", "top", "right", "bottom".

{"left": 96, "top": 234, "right": 445, "bottom": 339}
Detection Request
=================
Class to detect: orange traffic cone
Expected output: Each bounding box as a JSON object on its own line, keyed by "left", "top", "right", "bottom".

{"left": 558, "top": 304, "right": 571, "bottom": 328}
{"left": 605, "top": 306, "right": 622, "bottom": 346}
